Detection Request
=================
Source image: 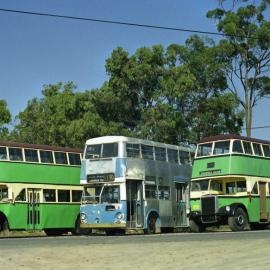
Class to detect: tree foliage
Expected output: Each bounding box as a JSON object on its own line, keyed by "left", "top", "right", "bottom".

{"left": 12, "top": 37, "right": 245, "bottom": 146}
{"left": 0, "top": 100, "right": 11, "bottom": 140}
{"left": 207, "top": 0, "right": 270, "bottom": 136}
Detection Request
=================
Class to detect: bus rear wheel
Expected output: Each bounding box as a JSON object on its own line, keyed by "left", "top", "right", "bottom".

{"left": 145, "top": 214, "right": 158, "bottom": 234}
{"left": 44, "top": 229, "right": 65, "bottom": 236}
{"left": 0, "top": 219, "right": 9, "bottom": 236}
{"left": 228, "top": 208, "right": 248, "bottom": 231}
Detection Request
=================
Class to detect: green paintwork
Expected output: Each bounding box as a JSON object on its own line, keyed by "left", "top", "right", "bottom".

{"left": 0, "top": 161, "right": 80, "bottom": 185}
{"left": 0, "top": 161, "right": 81, "bottom": 231}
{"left": 190, "top": 196, "right": 268, "bottom": 222}
{"left": 192, "top": 155, "right": 270, "bottom": 179}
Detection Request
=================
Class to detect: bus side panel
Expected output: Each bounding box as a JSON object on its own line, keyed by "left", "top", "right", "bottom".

{"left": 41, "top": 204, "right": 80, "bottom": 229}
{"left": 1, "top": 203, "right": 28, "bottom": 230}
{"left": 0, "top": 163, "right": 81, "bottom": 185}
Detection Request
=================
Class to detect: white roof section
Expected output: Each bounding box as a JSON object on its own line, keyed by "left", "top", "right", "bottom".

{"left": 85, "top": 136, "right": 193, "bottom": 152}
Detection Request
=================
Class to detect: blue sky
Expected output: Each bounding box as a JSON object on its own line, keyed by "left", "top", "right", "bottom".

{"left": 0, "top": 0, "right": 269, "bottom": 139}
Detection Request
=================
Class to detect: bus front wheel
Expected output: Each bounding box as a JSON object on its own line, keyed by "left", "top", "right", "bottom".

{"left": 228, "top": 208, "right": 248, "bottom": 231}
{"left": 189, "top": 219, "right": 205, "bottom": 233}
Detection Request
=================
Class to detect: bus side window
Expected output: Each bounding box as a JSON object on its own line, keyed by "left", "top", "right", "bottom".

{"left": 226, "top": 182, "right": 236, "bottom": 194}
{"left": 40, "top": 150, "right": 54, "bottom": 163}
{"left": 236, "top": 181, "right": 246, "bottom": 192}
{"left": 15, "top": 189, "right": 26, "bottom": 201}
{"left": 58, "top": 190, "right": 71, "bottom": 202}
{"left": 68, "top": 153, "right": 81, "bottom": 165}
{"left": 43, "top": 189, "right": 56, "bottom": 202}
{"left": 179, "top": 151, "right": 190, "bottom": 164}
{"left": 158, "top": 186, "right": 170, "bottom": 200}
{"left": 251, "top": 182, "right": 258, "bottom": 194}
{"left": 72, "top": 190, "right": 82, "bottom": 202}
{"left": 25, "top": 149, "right": 39, "bottom": 163}
{"left": 0, "top": 187, "right": 8, "bottom": 201}
{"left": 126, "top": 143, "right": 140, "bottom": 158}
{"left": 210, "top": 181, "right": 222, "bottom": 191}
{"left": 0, "top": 147, "right": 7, "bottom": 160}
{"left": 145, "top": 185, "right": 157, "bottom": 199}
{"left": 54, "top": 152, "right": 68, "bottom": 165}
{"left": 232, "top": 140, "right": 244, "bottom": 154}
{"left": 141, "top": 145, "right": 154, "bottom": 160}
{"left": 9, "top": 147, "right": 23, "bottom": 161}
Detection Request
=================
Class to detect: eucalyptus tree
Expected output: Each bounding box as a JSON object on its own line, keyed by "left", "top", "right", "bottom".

{"left": 207, "top": 0, "right": 270, "bottom": 136}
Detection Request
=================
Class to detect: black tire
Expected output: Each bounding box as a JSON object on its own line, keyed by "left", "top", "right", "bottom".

{"left": 44, "top": 229, "right": 64, "bottom": 236}
{"left": 249, "top": 223, "right": 267, "bottom": 231}
{"left": 72, "top": 217, "right": 91, "bottom": 235}
{"left": 145, "top": 214, "right": 158, "bottom": 234}
{"left": 189, "top": 219, "right": 206, "bottom": 233}
{"left": 228, "top": 208, "right": 248, "bottom": 231}
{"left": 0, "top": 219, "right": 9, "bottom": 236}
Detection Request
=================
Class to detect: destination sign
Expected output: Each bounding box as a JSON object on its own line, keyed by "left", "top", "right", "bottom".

{"left": 87, "top": 173, "right": 115, "bottom": 183}
{"left": 199, "top": 169, "right": 221, "bottom": 176}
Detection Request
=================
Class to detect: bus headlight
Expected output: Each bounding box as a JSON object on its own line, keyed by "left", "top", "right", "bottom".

{"left": 116, "top": 213, "right": 123, "bottom": 220}
{"left": 226, "top": 205, "right": 230, "bottom": 212}
{"left": 186, "top": 208, "right": 190, "bottom": 214}
{"left": 80, "top": 212, "right": 87, "bottom": 223}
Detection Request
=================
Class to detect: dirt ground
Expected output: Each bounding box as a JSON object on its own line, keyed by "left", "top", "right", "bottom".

{"left": 1, "top": 231, "right": 270, "bottom": 270}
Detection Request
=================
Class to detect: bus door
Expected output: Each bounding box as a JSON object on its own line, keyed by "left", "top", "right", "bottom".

{"left": 126, "top": 180, "right": 143, "bottom": 228}
{"left": 175, "top": 183, "right": 188, "bottom": 226}
{"left": 27, "top": 189, "right": 41, "bottom": 230}
{"left": 259, "top": 182, "right": 268, "bottom": 221}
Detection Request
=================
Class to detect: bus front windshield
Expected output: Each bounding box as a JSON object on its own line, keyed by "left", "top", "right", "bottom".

{"left": 191, "top": 180, "right": 209, "bottom": 191}
{"left": 82, "top": 185, "right": 120, "bottom": 204}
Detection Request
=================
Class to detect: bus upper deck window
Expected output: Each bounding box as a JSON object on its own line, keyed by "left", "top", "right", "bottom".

{"left": 141, "top": 145, "right": 154, "bottom": 160}
{"left": 126, "top": 143, "right": 140, "bottom": 158}
{"left": 197, "top": 143, "right": 212, "bottom": 157}
{"left": 252, "top": 143, "right": 263, "bottom": 156}
{"left": 9, "top": 147, "right": 23, "bottom": 161}
{"left": 0, "top": 147, "right": 7, "bottom": 160}
{"left": 179, "top": 151, "right": 190, "bottom": 164}
{"left": 68, "top": 153, "right": 81, "bottom": 165}
{"left": 54, "top": 152, "right": 68, "bottom": 165}
{"left": 25, "top": 149, "right": 39, "bottom": 162}
{"left": 167, "top": 149, "right": 178, "bottom": 163}
{"left": 263, "top": 145, "right": 270, "bottom": 157}
{"left": 40, "top": 150, "right": 54, "bottom": 163}
{"left": 213, "top": 141, "right": 230, "bottom": 155}
{"left": 243, "top": 141, "right": 253, "bottom": 155}
{"left": 232, "top": 140, "right": 243, "bottom": 154}
{"left": 102, "top": 143, "right": 118, "bottom": 158}
{"left": 85, "top": 144, "right": 101, "bottom": 159}
{"left": 155, "top": 147, "right": 166, "bottom": 161}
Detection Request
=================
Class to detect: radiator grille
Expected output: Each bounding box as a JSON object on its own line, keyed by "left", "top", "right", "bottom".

{"left": 201, "top": 196, "right": 216, "bottom": 223}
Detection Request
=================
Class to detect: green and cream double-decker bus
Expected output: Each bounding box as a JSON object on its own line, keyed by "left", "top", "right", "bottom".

{"left": 0, "top": 141, "right": 86, "bottom": 236}
{"left": 189, "top": 134, "right": 270, "bottom": 232}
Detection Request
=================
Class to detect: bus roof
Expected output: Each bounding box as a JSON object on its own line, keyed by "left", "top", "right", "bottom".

{"left": 198, "top": 134, "right": 270, "bottom": 145}
{"left": 0, "top": 141, "right": 82, "bottom": 153}
{"left": 85, "top": 136, "right": 193, "bottom": 151}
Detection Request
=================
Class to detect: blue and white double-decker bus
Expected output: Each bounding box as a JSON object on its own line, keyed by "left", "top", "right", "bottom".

{"left": 80, "top": 136, "right": 193, "bottom": 234}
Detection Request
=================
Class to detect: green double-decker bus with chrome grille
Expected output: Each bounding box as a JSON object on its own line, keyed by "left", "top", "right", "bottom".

{"left": 189, "top": 134, "right": 270, "bottom": 232}
{"left": 0, "top": 141, "right": 85, "bottom": 236}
